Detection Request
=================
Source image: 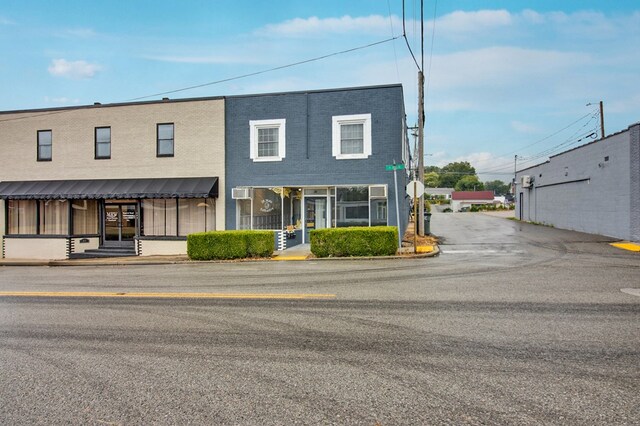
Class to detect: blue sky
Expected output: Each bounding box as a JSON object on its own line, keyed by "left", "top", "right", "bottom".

{"left": 1, "top": 1, "right": 638, "bottom": 181}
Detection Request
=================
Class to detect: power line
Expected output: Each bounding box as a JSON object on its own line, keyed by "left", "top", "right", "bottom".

{"left": 424, "top": 0, "right": 438, "bottom": 105}
{"left": 0, "top": 35, "right": 403, "bottom": 123}
{"left": 126, "top": 35, "right": 402, "bottom": 101}
{"left": 402, "top": 0, "right": 421, "bottom": 71}
{"left": 386, "top": 0, "right": 401, "bottom": 82}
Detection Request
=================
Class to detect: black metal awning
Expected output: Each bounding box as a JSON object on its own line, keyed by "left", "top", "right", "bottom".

{"left": 0, "top": 177, "right": 218, "bottom": 200}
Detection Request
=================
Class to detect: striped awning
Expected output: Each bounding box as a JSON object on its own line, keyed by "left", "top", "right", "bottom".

{"left": 0, "top": 177, "right": 218, "bottom": 200}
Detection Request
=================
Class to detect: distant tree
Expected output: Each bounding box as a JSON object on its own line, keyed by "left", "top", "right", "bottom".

{"left": 455, "top": 175, "right": 484, "bottom": 191}
{"left": 439, "top": 161, "right": 476, "bottom": 188}
{"left": 484, "top": 180, "right": 510, "bottom": 195}
{"left": 424, "top": 171, "right": 440, "bottom": 188}
{"left": 425, "top": 165, "right": 441, "bottom": 174}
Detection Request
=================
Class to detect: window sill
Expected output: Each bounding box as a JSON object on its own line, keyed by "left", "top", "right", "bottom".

{"left": 334, "top": 154, "right": 370, "bottom": 160}
{"left": 251, "top": 157, "right": 284, "bottom": 162}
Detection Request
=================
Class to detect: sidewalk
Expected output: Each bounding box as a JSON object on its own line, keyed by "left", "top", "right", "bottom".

{"left": 1, "top": 234, "right": 439, "bottom": 266}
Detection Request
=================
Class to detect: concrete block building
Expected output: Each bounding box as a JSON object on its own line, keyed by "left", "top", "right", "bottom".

{"left": 224, "top": 85, "right": 411, "bottom": 248}
{"left": 0, "top": 98, "right": 225, "bottom": 259}
{"left": 515, "top": 122, "right": 640, "bottom": 242}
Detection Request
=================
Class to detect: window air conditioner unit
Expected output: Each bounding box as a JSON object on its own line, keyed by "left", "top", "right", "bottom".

{"left": 370, "top": 185, "right": 387, "bottom": 198}
{"left": 521, "top": 175, "right": 532, "bottom": 188}
{"left": 232, "top": 187, "right": 252, "bottom": 199}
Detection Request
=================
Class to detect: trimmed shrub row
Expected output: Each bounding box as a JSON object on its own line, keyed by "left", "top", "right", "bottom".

{"left": 310, "top": 226, "right": 398, "bottom": 258}
{"left": 187, "top": 230, "right": 274, "bottom": 260}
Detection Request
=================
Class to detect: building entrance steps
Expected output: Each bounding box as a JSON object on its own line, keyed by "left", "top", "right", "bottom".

{"left": 272, "top": 244, "right": 311, "bottom": 261}
{"left": 71, "top": 246, "right": 137, "bottom": 259}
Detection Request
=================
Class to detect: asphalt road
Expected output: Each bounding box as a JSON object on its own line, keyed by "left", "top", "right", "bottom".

{"left": 1, "top": 212, "right": 639, "bottom": 425}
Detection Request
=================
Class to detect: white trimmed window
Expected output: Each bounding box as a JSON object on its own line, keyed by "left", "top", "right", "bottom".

{"left": 250, "top": 119, "right": 286, "bottom": 162}
{"left": 332, "top": 114, "right": 372, "bottom": 160}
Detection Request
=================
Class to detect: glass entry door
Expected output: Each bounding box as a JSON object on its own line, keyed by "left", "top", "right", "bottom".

{"left": 104, "top": 204, "right": 137, "bottom": 246}
{"left": 304, "top": 197, "right": 328, "bottom": 243}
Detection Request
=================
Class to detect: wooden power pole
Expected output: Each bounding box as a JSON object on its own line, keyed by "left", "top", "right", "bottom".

{"left": 417, "top": 71, "right": 425, "bottom": 236}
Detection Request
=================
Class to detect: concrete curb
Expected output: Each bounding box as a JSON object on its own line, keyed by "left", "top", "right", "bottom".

{"left": 0, "top": 246, "right": 440, "bottom": 267}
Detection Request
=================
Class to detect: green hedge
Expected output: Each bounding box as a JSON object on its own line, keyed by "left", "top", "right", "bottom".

{"left": 310, "top": 226, "right": 398, "bottom": 258}
{"left": 187, "top": 230, "right": 274, "bottom": 260}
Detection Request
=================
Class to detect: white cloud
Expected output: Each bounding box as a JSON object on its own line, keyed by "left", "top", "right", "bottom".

{"left": 431, "top": 47, "right": 591, "bottom": 90}
{"left": 511, "top": 121, "right": 541, "bottom": 134}
{"left": 451, "top": 152, "right": 515, "bottom": 178}
{"left": 48, "top": 59, "right": 101, "bottom": 79}
{"left": 436, "top": 9, "right": 513, "bottom": 34}
{"left": 44, "top": 96, "right": 81, "bottom": 105}
{"left": 258, "top": 14, "right": 402, "bottom": 37}
{"left": 143, "top": 54, "right": 261, "bottom": 65}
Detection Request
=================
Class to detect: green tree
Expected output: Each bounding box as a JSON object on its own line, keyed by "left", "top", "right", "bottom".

{"left": 439, "top": 161, "right": 476, "bottom": 188}
{"left": 424, "top": 171, "right": 440, "bottom": 188}
{"left": 484, "top": 180, "right": 510, "bottom": 195}
{"left": 455, "top": 175, "right": 484, "bottom": 191}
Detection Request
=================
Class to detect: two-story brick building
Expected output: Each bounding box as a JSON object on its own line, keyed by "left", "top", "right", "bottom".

{"left": 0, "top": 98, "right": 225, "bottom": 259}
{"left": 225, "top": 84, "right": 410, "bottom": 248}
{"left": 0, "top": 84, "right": 410, "bottom": 259}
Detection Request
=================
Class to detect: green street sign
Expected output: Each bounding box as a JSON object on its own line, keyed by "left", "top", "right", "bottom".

{"left": 385, "top": 164, "right": 405, "bottom": 171}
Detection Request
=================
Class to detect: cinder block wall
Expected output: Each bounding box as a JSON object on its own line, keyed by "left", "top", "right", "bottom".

{"left": 224, "top": 85, "right": 409, "bottom": 234}
{"left": 516, "top": 123, "right": 638, "bottom": 240}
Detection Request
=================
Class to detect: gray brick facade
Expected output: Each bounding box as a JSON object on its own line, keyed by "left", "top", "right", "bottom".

{"left": 224, "top": 85, "right": 410, "bottom": 239}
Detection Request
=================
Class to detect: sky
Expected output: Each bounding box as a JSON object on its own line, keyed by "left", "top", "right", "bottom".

{"left": 1, "top": 0, "right": 638, "bottom": 182}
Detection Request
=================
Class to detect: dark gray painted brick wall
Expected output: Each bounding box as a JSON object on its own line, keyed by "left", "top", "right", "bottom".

{"left": 224, "top": 85, "right": 409, "bottom": 234}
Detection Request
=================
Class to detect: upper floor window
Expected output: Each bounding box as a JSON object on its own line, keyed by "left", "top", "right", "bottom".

{"left": 332, "top": 114, "right": 372, "bottom": 160}
{"left": 95, "top": 127, "right": 111, "bottom": 159}
{"left": 157, "top": 123, "right": 174, "bottom": 157}
{"left": 249, "top": 119, "right": 286, "bottom": 162}
{"left": 37, "top": 130, "right": 52, "bottom": 161}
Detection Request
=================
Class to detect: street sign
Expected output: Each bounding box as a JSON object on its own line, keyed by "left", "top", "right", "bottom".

{"left": 406, "top": 180, "right": 424, "bottom": 198}
{"left": 385, "top": 164, "right": 405, "bottom": 171}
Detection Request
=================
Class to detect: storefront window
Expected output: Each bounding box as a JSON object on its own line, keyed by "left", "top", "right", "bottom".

{"left": 335, "top": 186, "right": 369, "bottom": 227}
{"left": 7, "top": 200, "right": 37, "bottom": 234}
{"left": 72, "top": 200, "right": 99, "bottom": 235}
{"left": 39, "top": 200, "right": 69, "bottom": 235}
{"left": 237, "top": 199, "right": 251, "bottom": 230}
{"left": 370, "top": 199, "right": 388, "bottom": 226}
{"left": 252, "top": 188, "right": 282, "bottom": 230}
{"left": 143, "top": 199, "right": 177, "bottom": 236}
{"left": 143, "top": 198, "right": 214, "bottom": 236}
{"left": 178, "top": 198, "right": 215, "bottom": 236}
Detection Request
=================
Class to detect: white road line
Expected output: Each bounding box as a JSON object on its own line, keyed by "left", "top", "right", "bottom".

{"left": 620, "top": 288, "right": 640, "bottom": 297}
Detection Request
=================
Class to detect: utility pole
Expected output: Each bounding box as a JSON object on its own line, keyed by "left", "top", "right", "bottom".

{"left": 513, "top": 155, "right": 518, "bottom": 194}
{"left": 417, "top": 0, "right": 425, "bottom": 236}
{"left": 599, "top": 101, "right": 605, "bottom": 139}
{"left": 418, "top": 72, "right": 425, "bottom": 236}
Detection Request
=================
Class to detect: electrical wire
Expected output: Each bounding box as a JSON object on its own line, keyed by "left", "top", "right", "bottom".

{"left": 126, "top": 35, "right": 402, "bottom": 101}
{"left": 424, "top": 0, "right": 438, "bottom": 105}
{"left": 386, "top": 0, "right": 401, "bottom": 82}
{"left": 0, "top": 35, "right": 403, "bottom": 123}
{"left": 402, "top": 0, "right": 421, "bottom": 71}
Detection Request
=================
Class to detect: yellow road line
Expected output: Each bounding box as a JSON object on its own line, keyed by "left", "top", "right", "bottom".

{"left": 0, "top": 291, "right": 336, "bottom": 300}
{"left": 610, "top": 242, "right": 640, "bottom": 252}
